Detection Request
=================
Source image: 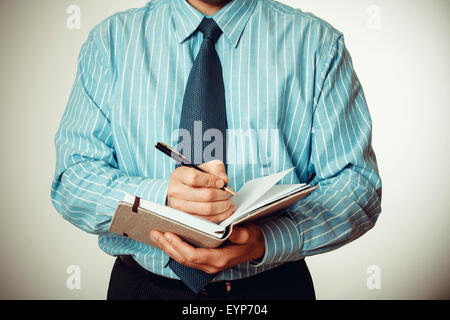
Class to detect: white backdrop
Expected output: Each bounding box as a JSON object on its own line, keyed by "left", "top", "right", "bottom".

{"left": 0, "top": 0, "right": 448, "bottom": 299}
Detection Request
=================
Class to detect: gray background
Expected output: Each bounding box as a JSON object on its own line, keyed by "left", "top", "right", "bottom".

{"left": 0, "top": 0, "right": 448, "bottom": 299}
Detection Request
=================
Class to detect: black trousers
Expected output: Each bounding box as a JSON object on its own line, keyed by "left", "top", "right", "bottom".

{"left": 107, "top": 256, "right": 315, "bottom": 300}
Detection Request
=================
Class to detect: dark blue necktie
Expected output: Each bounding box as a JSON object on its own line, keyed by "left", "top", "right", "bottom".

{"left": 177, "top": 17, "right": 227, "bottom": 166}
{"left": 168, "top": 18, "right": 227, "bottom": 294}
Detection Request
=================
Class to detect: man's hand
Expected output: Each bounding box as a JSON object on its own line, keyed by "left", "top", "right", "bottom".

{"left": 167, "top": 160, "right": 236, "bottom": 223}
{"left": 150, "top": 224, "right": 265, "bottom": 274}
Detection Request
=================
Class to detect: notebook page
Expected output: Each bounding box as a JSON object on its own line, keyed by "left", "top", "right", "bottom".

{"left": 219, "top": 184, "right": 306, "bottom": 227}
{"left": 238, "top": 184, "right": 308, "bottom": 216}
{"left": 219, "top": 168, "right": 295, "bottom": 227}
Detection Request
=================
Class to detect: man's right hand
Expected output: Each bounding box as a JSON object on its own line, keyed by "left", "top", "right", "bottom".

{"left": 167, "top": 160, "right": 236, "bottom": 223}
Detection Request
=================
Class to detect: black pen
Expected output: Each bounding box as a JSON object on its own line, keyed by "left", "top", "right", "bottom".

{"left": 155, "top": 142, "right": 237, "bottom": 196}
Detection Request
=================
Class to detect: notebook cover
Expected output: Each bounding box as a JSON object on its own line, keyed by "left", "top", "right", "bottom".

{"left": 110, "top": 202, "right": 230, "bottom": 248}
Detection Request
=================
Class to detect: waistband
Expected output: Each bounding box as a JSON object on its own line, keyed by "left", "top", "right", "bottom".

{"left": 118, "top": 255, "right": 306, "bottom": 296}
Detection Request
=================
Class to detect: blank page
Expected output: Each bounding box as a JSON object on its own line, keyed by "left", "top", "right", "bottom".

{"left": 219, "top": 168, "right": 295, "bottom": 227}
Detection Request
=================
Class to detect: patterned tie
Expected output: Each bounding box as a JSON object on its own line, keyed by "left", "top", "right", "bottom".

{"left": 168, "top": 18, "right": 227, "bottom": 294}
{"left": 177, "top": 18, "right": 227, "bottom": 166}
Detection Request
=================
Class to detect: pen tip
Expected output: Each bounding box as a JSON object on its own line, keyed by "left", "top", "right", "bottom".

{"left": 225, "top": 186, "right": 238, "bottom": 196}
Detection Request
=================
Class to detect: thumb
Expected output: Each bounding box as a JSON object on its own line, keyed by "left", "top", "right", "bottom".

{"left": 228, "top": 226, "right": 251, "bottom": 245}
{"left": 199, "top": 160, "right": 229, "bottom": 184}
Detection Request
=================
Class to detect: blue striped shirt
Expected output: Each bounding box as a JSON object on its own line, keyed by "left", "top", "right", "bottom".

{"left": 51, "top": 0, "right": 382, "bottom": 281}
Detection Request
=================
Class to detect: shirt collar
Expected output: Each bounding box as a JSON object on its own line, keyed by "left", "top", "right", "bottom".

{"left": 171, "top": 0, "right": 257, "bottom": 47}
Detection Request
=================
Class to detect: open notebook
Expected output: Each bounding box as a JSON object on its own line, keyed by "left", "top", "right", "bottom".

{"left": 110, "top": 168, "right": 317, "bottom": 248}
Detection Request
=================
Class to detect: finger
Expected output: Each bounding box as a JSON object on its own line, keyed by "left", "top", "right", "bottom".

{"left": 199, "top": 160, "right": 229, "bottom": 185}
{"left": 168, "top": 181, "right": 230, "bottom": 202}
{"left": 150, "top": 230, "right": 187, "bottom": 265}
{"left": 164, "top": 232, "right": 211, "bottom": 266}
{"left": 173, "top": 166, "right": 225, "bottom": 189}
{"left": 169, "top": 197, "right": 233, "bottom": 217}
{"left": 228, "top": 226, "right": 251, "bottom": 244}
{"left": 165, "top": 233, "right": 223, "bottom": 274}
{"left": 166, "top": 233, "right": 236, "bottom": 274}
{"left": 189, "top": 204, "right": 236, "bottom": 223}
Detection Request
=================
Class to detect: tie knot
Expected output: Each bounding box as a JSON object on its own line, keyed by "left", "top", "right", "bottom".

{"left": 198, "top": 18, "right": 222, "bottom": 43}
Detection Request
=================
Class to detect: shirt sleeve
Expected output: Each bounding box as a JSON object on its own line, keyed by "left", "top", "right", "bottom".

{"left": 252, "top": 34, "right": 382, "bottom": 266}
{"left": 50, "top": 29, "right": 169, "bottom": 235}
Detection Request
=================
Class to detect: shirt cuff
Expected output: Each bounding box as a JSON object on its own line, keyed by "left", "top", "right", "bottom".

{"left": 134, "top": 178, "right": 170, "bottom": 206}
{"left": 250, "top": 215, "right": 302, "bottom": 267}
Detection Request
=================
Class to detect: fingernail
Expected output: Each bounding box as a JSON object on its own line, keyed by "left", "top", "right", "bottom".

{"left": 165, "top": 233, "right": 172, "bottom": 243}
{"left": 216, "top": 180, "right": 224, "bottom": 188}
{"left": 219, "top": 173, "right": 228, "bottom": 179}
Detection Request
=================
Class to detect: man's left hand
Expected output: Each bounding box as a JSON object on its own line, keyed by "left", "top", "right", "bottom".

{"left": 150, "top": 224, "right": 265, "bottom": 274}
